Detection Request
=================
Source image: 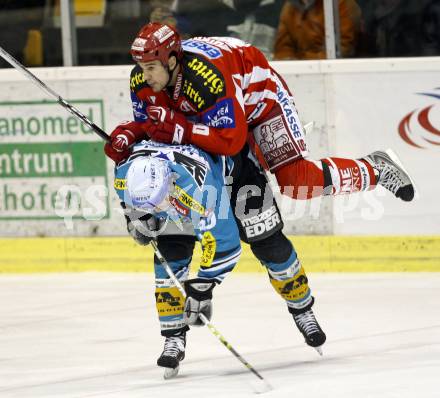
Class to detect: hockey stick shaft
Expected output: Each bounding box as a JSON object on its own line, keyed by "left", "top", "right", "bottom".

{"left": 150, "top": 240, "right": 269, "bottom": 383}
{"left": 0, "top": 45, "right": 110, "bottom": 143}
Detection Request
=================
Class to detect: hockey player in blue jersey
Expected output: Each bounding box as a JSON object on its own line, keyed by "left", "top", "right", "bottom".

{"left": 114, "top": 140, "right": 242, "bottom": 376}
{"left": 112, "top": 139, "right": 327, "bottom": 377}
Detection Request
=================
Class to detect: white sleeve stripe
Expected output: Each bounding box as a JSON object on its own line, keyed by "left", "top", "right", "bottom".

{"left": 244, "top": 90, "right": 278, "bottom": 105}
{"left": 232, "top": 75, "right": 245, "bottom": 112}
{"left": 242, "top": 66, "right": 277, "bottom": 89}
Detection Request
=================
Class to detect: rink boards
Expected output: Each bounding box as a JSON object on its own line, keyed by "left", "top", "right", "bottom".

{"left": 0, "top": 235, "right": 439, "bottom": 273}
{"left": 0, "top": 58, "right": 439, "bottom": 273}
{"left": 1, "top": 57, "right": 440, "bottom": 238}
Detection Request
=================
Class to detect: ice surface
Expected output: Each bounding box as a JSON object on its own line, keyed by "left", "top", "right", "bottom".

{"left": 0, "top": 273, "right": 439, "bottom": 397}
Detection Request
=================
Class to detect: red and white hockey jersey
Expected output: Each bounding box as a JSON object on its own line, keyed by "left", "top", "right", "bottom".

{"left": 129, "top": 36, "right": 378, "bottom": 199}
{"left": 130, "top": 36, "right": 303, "bottom": 162}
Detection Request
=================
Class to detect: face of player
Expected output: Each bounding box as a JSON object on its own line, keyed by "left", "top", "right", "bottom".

{"left": 138, "top": 60, "right": 169, "bottom": 92}
{"left": 138, "top": 56, "right": 178, "bottom": 92}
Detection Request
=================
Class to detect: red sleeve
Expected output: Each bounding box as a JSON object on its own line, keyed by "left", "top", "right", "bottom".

{"left": 189, "top": 101, "right": 248, "bottom": 156}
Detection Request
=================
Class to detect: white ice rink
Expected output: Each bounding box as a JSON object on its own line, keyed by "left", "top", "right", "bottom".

{"left": 1, "top": 273, "right": 439, "bottom": 398}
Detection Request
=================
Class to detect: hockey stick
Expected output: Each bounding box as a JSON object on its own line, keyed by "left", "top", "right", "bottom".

{"left": 150, "top": 239, "right": 272, "bottom": 393}
{"left": 0, "top": 45, "right": 110, "bottom": 143}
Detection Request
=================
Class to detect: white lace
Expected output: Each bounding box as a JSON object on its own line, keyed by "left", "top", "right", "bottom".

{"left": 376, "top": 163, "right": 405, "bottom": 195}
{"left": 294, "top": 311, "right": 320, "bottom": 336}
{"left": 162, "top": 336, "right": 185, "bottom": 358}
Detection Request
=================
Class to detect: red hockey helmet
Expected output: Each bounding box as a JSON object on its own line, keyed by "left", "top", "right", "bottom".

{"left": 130, "top": 22, "right": 183, "bottom": 65}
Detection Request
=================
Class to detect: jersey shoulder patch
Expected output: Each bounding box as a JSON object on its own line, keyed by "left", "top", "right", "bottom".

{"left": 182, "top": 37, "right": 248, "bottom": 58}
{"left": 181, "top": 52, "right": 226, "bottom": 112}
{"left": 130, "top": 64, "right": 149, "bottom": 94}
{"left": 182, "top": 38, "right": 223, "bottom": 59}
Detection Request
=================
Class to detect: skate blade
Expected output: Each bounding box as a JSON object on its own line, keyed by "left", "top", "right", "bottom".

{"left": 163, "top": 366, "right": 179, "bottom": 380}
{"left": 385, "top": 148, "right": 419, "bottom": 200}
{"left": 314, "top": 346, "right": 323, "bottom": 356}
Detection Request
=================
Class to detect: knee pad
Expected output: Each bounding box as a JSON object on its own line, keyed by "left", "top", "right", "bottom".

{"left": 155, "top": 235, "right": 196, "bottom": 262}
{"left": 250, "top": 231, "right": 293, "bottom": 264}
{"left": 154, "top": 235, "right": 195, "bottom": 280}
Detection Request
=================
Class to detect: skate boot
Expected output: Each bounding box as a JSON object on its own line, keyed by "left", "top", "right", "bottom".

{"left": 363, "top": 149, "right": 416, "bottom": 202}
{"left": 157, "top": 332, "right": 186, "bottom": 379}
{"left": 293, "top": 309, "right": 326, "bottom": 355}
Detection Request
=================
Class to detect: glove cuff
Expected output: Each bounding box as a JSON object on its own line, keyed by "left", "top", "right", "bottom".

{"left": 184, "top": 278, "right": 216, "bottom": 300}
{"left": 182, "top": 122, "right": 195, "bottom": 144}
{"left": 120, "top": 120, "right": 148, "bottom": 141}
{"left": 104, "top": 142, "right": 130, "bottom": 163}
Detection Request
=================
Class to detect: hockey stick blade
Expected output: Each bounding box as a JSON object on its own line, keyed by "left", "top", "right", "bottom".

{"left": 0, "top": 45, "right": 110, "bottom": 143}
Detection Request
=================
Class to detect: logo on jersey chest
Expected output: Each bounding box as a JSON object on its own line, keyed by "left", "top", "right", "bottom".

{"left": 130, "top": 70, "right": 146, "bottom": 91}
{"left": 182, "top": 80, "right": 206, "bottom": 110}
{"left": 173, "top": 185, "right": 205, "bottom": 215}
{"left": 202, "top": 98, "right": 235, "bottom": 128}
{"left": 187, "top": 57, "right": 224, "bottom": 95}
{"left": 180, "top": 54, "right": 225, "bottom": 111}
{"left": 170, "top": 196, "right": 190, "bottom": 216}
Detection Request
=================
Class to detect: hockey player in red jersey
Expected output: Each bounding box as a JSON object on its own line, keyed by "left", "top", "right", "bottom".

{"left": 103, "top": 22, "right": 415, "bottom": 375}
{"left": 105, "top": 22, "right": 415, "bottom": 203}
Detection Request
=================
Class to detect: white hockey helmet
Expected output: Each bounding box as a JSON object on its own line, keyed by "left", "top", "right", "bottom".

{"left": 126, "top": 157, "right": 173, "bottom": 211}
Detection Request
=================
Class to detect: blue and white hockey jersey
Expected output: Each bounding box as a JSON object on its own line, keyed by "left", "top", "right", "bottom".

{"left": 113, "top": 141, "right": 241, "bottom": 282}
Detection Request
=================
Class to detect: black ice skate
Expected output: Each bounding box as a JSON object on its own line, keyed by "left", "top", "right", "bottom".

{"left": 364, "top": 149, "right": 416, "bottom": 202}
{"left": 293, "top": 309, "right": 326, "bottom": 356}
{"left": 157, "top": 333, "right": 186, "bottom": 379}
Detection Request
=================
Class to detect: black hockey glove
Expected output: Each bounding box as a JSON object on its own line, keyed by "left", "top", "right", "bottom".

{"left": 183, "top": 278, "right": 216, "bottom": 326}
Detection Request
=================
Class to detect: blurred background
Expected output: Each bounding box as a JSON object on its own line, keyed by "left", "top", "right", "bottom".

{"left": 0, "top": 0, "right": 438, "bottom": 68}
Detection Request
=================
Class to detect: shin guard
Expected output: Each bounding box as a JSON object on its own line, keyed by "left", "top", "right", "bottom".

{"left": 268, "top": 258, "right": 313, "bottom": 312}
{"left": 155, "top": 282, "right": 188, "bottom": 336}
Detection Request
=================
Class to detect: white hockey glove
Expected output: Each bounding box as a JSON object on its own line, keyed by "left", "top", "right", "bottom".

{"left": 183, "top": 278, "right": 216, "bottom": 326}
